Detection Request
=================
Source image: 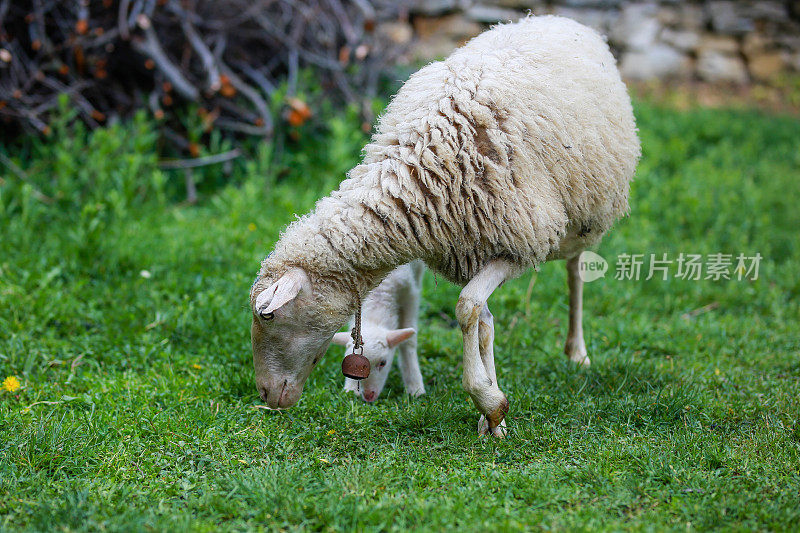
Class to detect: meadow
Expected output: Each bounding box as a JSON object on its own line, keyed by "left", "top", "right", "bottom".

{"left": 1, "top": 99, "right": 799, "bottom": 531}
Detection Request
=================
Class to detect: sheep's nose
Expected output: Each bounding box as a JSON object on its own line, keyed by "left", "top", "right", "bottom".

{"left": 256, "top": 379, "right": 282, "bottom": 408}
{"left": 362, "top": 390, "right": 377, "bottom": 402}
{"left": 257, "top": 383, "right": 270, "bottom": 403}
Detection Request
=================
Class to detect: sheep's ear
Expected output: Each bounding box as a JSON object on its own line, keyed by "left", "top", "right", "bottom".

{"left": 387, "top": 328, "right": 415, "bottom": 348}
{"left": 255, "top": 268, "right": 309, "bottom": 317}
{"left": 331, "top": 332, "right": 352, "bottom": 346}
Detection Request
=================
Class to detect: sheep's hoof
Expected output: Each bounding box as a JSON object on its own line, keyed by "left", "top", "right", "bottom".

{"left": 478, "top": 416, "right": 507, "bottom": 438}
{"left": 477, "top": 395, "right": 509, "bottom": 437}
{"left": 407, "top": 386, "right": 426, "bottom": 397}
{"left": 568, "top": 353, "right": 591, "bottom": 367}
{"left": 565, "top": 343, "right": 591, "bottom": 367}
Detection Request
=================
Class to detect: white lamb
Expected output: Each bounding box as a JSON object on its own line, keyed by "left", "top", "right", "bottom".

{"left": 250, "top": 16, "right": 640, "bottom": 437}
{"left": 331, "top": 260, "right": 425, "bottom": 402}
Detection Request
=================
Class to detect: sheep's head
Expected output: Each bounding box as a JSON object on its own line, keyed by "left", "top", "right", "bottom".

{"left": 333, "top": 326, "right": 415, "bottom": 402}
{"left": 250, "top": 268, "right": 349, "bottom": 409}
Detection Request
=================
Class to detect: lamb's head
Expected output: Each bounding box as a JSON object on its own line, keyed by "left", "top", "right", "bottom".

{"left": 332, "top": 326, "right": 415, "bottom": 402}
{"left": 250, "top": 267, "right": 350, "bottom": 409}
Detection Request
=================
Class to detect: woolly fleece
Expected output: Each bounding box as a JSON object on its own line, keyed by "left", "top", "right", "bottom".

{"left": 253, "top": 15, "right": 640, "bottom": 306}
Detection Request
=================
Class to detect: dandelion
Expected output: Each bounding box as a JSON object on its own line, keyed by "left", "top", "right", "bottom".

{"left": 327, "top": 429, "right": 336, "bottom": 436}
{"left": 2, "top": 375, "right": 20, "bottom": 392}
{"left": 192, "top": 363, "right": 203, "bottom": 370}
{"left": 247, "top": 223, "right": 256, "bottom": 232}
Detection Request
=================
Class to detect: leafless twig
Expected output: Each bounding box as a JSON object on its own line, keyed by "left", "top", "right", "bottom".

{"left": 158, "top": 148, "right": 241, "bottom": 169}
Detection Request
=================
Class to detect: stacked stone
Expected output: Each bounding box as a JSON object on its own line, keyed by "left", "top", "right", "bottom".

{"left": 378, "top": 0, "right": 800, "bottom": 84}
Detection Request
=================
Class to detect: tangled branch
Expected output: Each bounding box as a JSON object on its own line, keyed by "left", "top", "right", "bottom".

{"left": 0, "top": 0, "right": 408, "bottom": 146}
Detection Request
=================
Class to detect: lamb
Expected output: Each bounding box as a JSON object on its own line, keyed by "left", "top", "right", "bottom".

{"left": 331, "top": 260, "right": 426, "bottom": 402}
{"left": 249, "top": 15, "right": 640, "bottom": 437}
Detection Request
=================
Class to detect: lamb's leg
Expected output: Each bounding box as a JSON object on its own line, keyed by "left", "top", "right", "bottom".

{"left": 398, "top": 265, "right": 425, "bottom": 396}
{"left": 397, "top": 336, "right": 424, "bottom": 396}
{"left": 565, "top": 255, "right": 590, "bottom": 366}
{"left": 476, "top": 304, "right": 507, "bottom": 437}
{"left": 398, "top": 286, "right": 425, "bottom": 397}
{"left": 456, "top": 259, "right": 517, "bottom": 437}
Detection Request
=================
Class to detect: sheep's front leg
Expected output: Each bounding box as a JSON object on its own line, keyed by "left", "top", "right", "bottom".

{"left": 456, "top": 259, "right": 517, "bottom": 437}
{"left": 476, "top": 305, "right": 507, "bottom": 437}
{"left": 565, "top": 255, "right": 590, "bottom": 366}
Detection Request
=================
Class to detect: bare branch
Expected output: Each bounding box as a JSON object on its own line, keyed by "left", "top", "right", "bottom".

{"left": 158, "top": 148, "right": 241, "bottom": 169}
{"left": 179, "top": 18, "right": 221, "bottom": 92}
{"left": 132, "top": 23, "right": 200, "bottom": 101}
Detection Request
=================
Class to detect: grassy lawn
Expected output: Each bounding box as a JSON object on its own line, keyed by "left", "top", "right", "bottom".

{"left": 1, "top": 101, "right": 799, "bottom": 531}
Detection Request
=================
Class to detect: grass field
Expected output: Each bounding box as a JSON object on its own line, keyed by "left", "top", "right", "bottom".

{"left": 1, "top": 101, "right": 799, "bottom": 531}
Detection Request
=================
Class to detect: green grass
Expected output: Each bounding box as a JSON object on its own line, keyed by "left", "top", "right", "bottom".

{"left": 1, "top": 101, "right": 799, "bottom": 531}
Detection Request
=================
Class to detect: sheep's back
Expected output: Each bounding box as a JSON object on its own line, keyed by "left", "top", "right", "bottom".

{"left": 350, "top": 16, "right": 640, "bottom": 284}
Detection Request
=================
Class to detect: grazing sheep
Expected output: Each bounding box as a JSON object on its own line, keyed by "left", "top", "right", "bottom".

{"left": 250, "top": 15, "right": 640, "bottom": 436}
{"left": 332, "top": 260, "right": 425, "bottom": 403}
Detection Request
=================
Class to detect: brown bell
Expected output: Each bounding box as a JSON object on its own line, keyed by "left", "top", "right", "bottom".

{"left": 342, "top": 352, "right": 370, "bottom": 380}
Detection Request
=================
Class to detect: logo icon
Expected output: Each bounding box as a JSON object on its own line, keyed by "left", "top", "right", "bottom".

{"left": 578, "top": 251, "right": 608, "bottom": 283}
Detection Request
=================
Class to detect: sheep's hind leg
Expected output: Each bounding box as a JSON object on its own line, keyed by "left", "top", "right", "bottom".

{"left": 476, "top": 305, "right": 507, "bottom": 437}
{"left": 456, "top": 259, "right": 518, "bottom": 438}
{"left": 565, "top": 255, "right": 590, "bottom": 366}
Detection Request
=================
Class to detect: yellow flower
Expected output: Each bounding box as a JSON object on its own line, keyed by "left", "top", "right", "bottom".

{"left": 191, "top": 363, "right": 203, "bottom": 370}
{"left": 247, "top": 223, "right": 257, "bottom": 232}
{"left": 327, "top": 429, "right": 336, "bottom": 436}
{"left": 2, "top": 376, "right": 20, "bottom": 392}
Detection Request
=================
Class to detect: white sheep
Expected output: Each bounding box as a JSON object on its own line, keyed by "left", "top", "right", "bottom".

{"left": 250, "top": 16, "right": 640, "bottom": 437}
{"left": 331, "top": 260, "right": 425, "bottom": 402}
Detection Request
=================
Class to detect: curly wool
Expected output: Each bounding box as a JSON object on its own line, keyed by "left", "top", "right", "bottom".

{"left": 258, "top": 15, "right": 640, "bottom": 301}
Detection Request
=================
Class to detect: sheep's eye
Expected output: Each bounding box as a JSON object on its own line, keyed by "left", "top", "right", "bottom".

{"left": 377, "top": 360, "right": 387, "bottom": 368}
{"left": 259, "top": 311, "right": 274, "bottom": 321}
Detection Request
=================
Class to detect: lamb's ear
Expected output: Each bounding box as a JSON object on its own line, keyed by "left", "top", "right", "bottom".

{"left": 387, "top": 328, "right": 416, "bottom": 348}
{"left": 255, "top": 268, "right": 310, "bottom": 317}
{"left": 331, "top": 332, "right": 352, "bottom": 346}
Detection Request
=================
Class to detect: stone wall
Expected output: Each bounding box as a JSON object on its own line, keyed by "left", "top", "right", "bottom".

{"left": 379, "top": 1, "right": 800, "bottom": 83}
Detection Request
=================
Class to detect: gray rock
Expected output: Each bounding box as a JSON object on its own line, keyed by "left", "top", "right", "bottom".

{"left": 609, "top": 3, "right": 661, "bottom": 50}
{"left": 620, "top": 44, "right": 691, "bottom": 80}
{"left": 552, "top": 7, "right": 617, "bottom": 34}
{"left": 745, "top": 1, "right": 787, "bottom": 20}
{"left": 465, "top": 4, "right": 522, "bottom": 23}
{"left": 408, "top": 0, "right": 458, "bottom": 16}
{"left": 697, "top": 49, "right": 748, "bottom": 83}
{"left": 492, "top": 0, "right": 546, "bottom": 10}
{"left": 660, "top": 28, "right": 701, "bottom": 52}
{"left": 560, "top": 0, "right": 623, "bottom": 6}
{"left": 707, "top": 1, "right": 754, "bottom": 35}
